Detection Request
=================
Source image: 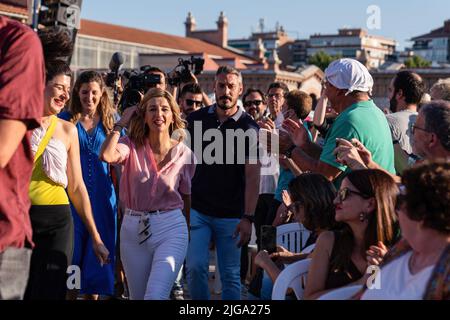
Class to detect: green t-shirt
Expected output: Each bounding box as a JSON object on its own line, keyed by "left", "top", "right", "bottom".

{"left": 320, "top": 100, "right": 395, "bottom": 186}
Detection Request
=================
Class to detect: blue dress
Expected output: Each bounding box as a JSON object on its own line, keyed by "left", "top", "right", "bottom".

{"left": 59, "top": 112, "right": 117, "bottom": 296}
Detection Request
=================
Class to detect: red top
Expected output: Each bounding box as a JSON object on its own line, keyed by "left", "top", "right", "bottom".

{"left": 0, "top": 16, "right": 45, "bottom": 252}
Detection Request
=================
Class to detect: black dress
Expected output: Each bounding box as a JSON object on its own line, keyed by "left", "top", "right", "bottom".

{"left": 324, "top": 231, "right": 363, "bottom": 290}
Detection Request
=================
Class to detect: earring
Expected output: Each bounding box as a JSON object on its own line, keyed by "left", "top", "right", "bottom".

{"left": 359, "top": 212, "right": 366, "bottom": 222}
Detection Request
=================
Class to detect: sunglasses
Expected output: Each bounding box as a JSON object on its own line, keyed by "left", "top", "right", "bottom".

{"left": 336, "top": 187, "right": 369, "bottom": 203}
{"left": 411, "top": 124, "right": 430, "bottom": 135}
{"left": 186, "top": 99, "right": 203, "bottom": 107}
{"left": 244, "top": 100, "right": 263, "bottom": 108}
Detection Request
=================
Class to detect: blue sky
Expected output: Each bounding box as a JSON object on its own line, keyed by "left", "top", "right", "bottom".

{"left": 81, "top": 0, "right": 450, "bottom": 50}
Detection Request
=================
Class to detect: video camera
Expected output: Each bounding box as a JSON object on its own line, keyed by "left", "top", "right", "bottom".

{"left": 167, "top": 56, "right": 205, "bottom": 87}
{"left": 119, "top": 66, "right": 163, "bottom": 111}
{"left": 118, "top": 56, "right": 204, "bottom": 112}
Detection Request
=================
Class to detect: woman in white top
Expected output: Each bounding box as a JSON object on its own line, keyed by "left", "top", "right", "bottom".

{"left": 360, "top": 160, "right": 450, "bottom": 300}
{"left": 24, "top": 57, "right": 109, "bottom": 300}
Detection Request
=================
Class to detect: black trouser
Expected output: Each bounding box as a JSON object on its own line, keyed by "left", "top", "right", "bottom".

{"left": 265, "top": 198, "right": 282, "bottom": 229}
{"left": 24, "top": 205, "right": 73, "bottom": 300}
{"left": 240, "top": 194, "right": 276, "bottom": 284}
{"left": 255, "top": 194, "right": 275, "bottom": 251}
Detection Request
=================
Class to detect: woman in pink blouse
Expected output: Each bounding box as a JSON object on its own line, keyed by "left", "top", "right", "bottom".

{"left": 100, "top": 88, "right": 196, "bottom": 300}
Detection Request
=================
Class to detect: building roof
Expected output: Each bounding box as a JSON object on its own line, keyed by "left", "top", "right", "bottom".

{"left": 0, "top": 4, "right": 257, "bottom": 64}
{"left": 411, "top": 20, "right": 450, "bottom": 41}
{"left": 0, "top": 2, "right": 27, "bottom": 17}
{"left": 79, "top": 19, "right": 256, "bottom": 63}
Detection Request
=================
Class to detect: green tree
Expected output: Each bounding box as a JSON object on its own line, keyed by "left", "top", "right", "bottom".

{"left": 404, "top": 55, "right": 432, "bottom": 68}
{"left": 308, "top": 51, "right": 342, "bottom": 71}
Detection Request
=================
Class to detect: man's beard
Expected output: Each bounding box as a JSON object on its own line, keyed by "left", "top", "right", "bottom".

{"left": 390, "top": 92, "right": 398, "bottom": 113}
{"left": 217, "top": 96, "right": 236, "bottom": 110}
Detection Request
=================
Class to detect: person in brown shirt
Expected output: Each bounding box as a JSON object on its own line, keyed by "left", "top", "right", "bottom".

{"left": 0, "top": 16, "right": 45, "bottom": 300}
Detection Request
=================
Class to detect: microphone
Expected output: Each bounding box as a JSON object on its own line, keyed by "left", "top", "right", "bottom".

{"left": 109, "top": 52, "right": 125, "bottom": 107}
{"left": 109, "top": 52, "right": 124, "bottom": 73}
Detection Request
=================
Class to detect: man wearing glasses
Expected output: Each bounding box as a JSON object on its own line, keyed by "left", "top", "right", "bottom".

{"left": 179, "top": 83, "right": 204, "bottom": 118}
{"left": 411, "top": 100, "right": 450, "bottom": 160}
{"left": 242, "top": 88, "right": 267, "bottom": 121}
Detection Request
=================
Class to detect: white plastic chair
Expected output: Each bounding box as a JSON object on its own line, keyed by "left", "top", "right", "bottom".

{"left": 301, "top": 243, "right": 316, "bottom": 254}
{"left": 317, "top": 284, "right": 363, "bottom": 300}
{"left": 271, "top": 258, "right": 311, "bottom": 300}
{"left": 276, "top": 223, "right": 310, "bottom": 253}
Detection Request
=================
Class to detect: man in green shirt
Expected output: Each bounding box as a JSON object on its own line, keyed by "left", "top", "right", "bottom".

{"left": 282, "top": 58, "right": 395, "bottom": 186}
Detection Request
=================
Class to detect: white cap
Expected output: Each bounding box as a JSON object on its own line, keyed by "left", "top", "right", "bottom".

{"left": 325, "top": 58, "right": 373, "bottom": 96}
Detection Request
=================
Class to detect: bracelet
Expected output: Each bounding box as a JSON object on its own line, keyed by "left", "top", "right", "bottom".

{"left": 284, "top": 145, "right": 296, "bottom": 158}
{"left": 113, "top": 123, "right": 124, "bottom": 132}
{"left": 242, "top": 214, "right": 255, "bottom": 223}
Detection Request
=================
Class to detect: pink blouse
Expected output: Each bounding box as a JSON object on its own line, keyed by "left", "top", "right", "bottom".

{"left": 115, "top": 136, "right": 196, "bottom": 212}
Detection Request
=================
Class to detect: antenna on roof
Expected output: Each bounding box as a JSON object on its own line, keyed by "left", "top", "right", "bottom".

{"left": 259, "top": 18, "right": 265, "bottom": 33}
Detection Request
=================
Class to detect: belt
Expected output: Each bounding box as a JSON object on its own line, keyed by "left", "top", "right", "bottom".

{"left": 125, "top": 208, "right": 166, "bottom": 216}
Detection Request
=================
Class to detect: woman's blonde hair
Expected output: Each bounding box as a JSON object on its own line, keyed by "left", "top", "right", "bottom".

{"left": 128, "top": 88, "right": 186, "bottom": 148}
{"left": 69, "top": 71, "right": 115, "bottom": 132}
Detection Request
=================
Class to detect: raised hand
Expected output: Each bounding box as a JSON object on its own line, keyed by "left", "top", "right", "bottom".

{"left": 282, "top": 118, "right": 309, "bottom": 148}
{"left": 333, "top": 138, "right": 372, "bottom": 170}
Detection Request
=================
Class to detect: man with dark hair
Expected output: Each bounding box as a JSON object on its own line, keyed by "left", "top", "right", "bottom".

{"left": 412, "top": 100, "right": 450, "bottom": 159}
{"left": 185, "top": 65, "right": 260, "bottom": 300}
{"left": 242, "top": 88, "right": 267, "bottom": 121}
{"left": 0, "top": 16, "right": 45, "bottom": 300}
{"left": 386, "top": 71, "right": 425, "bottom": 173}
{"left": 143, "top": 66, "right": 167, "bottom": 91}
{"left": 179, "top": 83, "right": 204, "bottom": 117}
{"left": 266, "top": 82, "right": 289, "bottom": 128}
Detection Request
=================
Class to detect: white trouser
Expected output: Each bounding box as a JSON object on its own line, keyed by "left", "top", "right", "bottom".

{"left": 120, "top": 208, "right": 188, "bottom": 300}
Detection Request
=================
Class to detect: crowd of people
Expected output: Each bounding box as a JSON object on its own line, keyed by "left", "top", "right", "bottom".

{"left": 0, "top": 16, "right": 449, "bottom": 300}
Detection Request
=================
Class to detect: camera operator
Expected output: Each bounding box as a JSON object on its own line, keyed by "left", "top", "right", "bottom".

{"left": 144, "top": 66, "right": 167, "bottom": 91}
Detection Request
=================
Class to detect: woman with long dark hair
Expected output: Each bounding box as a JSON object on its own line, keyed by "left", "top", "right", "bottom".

{"left": 25, "top": 32, "right": 109, "bottom": 299}
{"left": 252, "top": 173, "right": 338, "bottom": 300}
{"left": 304, "top": 169, "right": 398, "bottom": 300}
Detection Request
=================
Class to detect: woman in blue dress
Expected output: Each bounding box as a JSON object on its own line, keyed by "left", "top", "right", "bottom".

{"left": 60, "top": 71, "right": 118, "bottom": 299}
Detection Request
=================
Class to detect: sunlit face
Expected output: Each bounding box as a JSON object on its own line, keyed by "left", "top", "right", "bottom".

{"left": 243, "top": 91, "right": 266, "bottom": 120}
{"left": 267, "top": 88, "right": 285, "bottom": 116}
{"left": 214, "top": 73, "right": 243, "bottom": 110}
{"left": 333, "top": 178, "right": 369, "bottom": 223}
{"left": 144, "top": 97, "right": 173, "bottom": 133}
{"left": 79, "top": 81, "right": 102, "bottom": 114}
{"left": 181, "top": 92, "right": 203, "bottom": 116}
{"left": 44, "top": 74, "right": 71, "bottom": 115}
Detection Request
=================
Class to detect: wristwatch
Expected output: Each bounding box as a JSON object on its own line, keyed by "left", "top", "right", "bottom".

{"left": 242, "top": 214, "right": 255, "bottom": 223}
{"left": 113, "top": 123, "right": 124, "bottom": 132}
{"left": 284, "top": 145, "right": 296, "bottom": 159}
